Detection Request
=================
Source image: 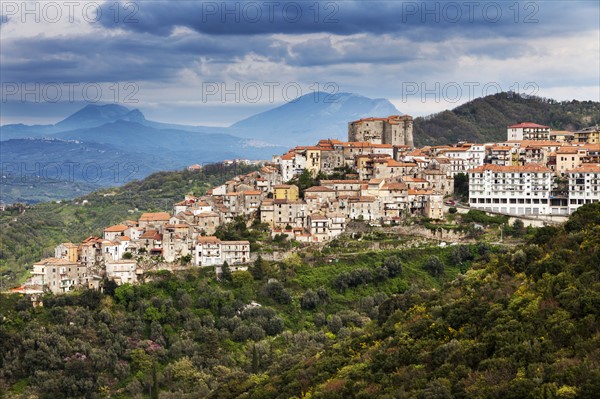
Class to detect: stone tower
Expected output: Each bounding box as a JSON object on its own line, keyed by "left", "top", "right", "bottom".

{"left": 348, "top": 115, "right": 413, "bottom": 147}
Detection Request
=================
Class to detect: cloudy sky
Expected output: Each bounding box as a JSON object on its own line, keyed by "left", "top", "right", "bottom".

{"left": 1, "top": 0, "right": 599, "bottom": 125}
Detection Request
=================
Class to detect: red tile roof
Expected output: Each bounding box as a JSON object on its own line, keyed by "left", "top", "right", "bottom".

{"left": 104, "top": 224, "right": 128, "bottom": 232}
{"left": 139, "top": 212, "right": 171, "bottom": 221}
{"left": 508, "top": 122, "right": 550, "bottom": 129}
{"left": 567, "top": 163, "right": 600, "bottom": 173}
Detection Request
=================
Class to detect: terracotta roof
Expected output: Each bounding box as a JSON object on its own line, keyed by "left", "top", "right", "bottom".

{"left": 382, "top": 182, "right": 408, "bottom": 190}
{"left": 198, "top": 236, "right": 221, "bottom": 243}
{"left": 492, "top": 146, "right": 512, "bottom": 151}
{"left": 34, "top": 257, "right": 77, "bottom": 266}
{"left": 309, "top": 213, "right": 328, "bottom": 221}
{"left": 407, "top": 149, "right": 425, "bottom": 156}
{"left": 242, "top": 190, "right": 261, "bottom": 195}
{"left": 81, "top": 236, "right": 102, "bottom": 244}
{"left": 508, "top": 122, "right": 550, "bottom": 129}
{"left": 328, "top": 212, "right": 345, "bottom": 218}
{"left": 140, "top": 230, "right": 161, "bottom": 240}
{"left": 556, "top": 146, "right": 583, "bottom": 154}
{"left": 104, "top": 224, "right": 128, "bottom": 232}
{"left": 567, "top": 163, "right": 600, "bottom": 173}
{"left": 139, "top": 212, "right": 171, "bottom": 221}
{"left": 385, "top": 160, "right": 417, "bottom": 167}
{"left": 196, "top": 211, "right": 219, "bottom": 217}
{"left": 402, "top": 177, "right": 428, "bottom": 183}
{"left": 408, "top": 189, "right": 433, "bottom": 195}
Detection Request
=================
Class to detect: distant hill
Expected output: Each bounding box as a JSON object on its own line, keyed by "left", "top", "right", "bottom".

{"left": 52, "top": 120, "right": 279, "bottom": 164}
{"left": 230, "top": 92, "right": 401, "bottom": 145}
{"left": 413, "top": 92, "right": 600, "bottom": 145}
{"left": 54, "top": 104, "right": 146, "bottom": 131}
{"left": 0, "top": 138, "right": 179, "bottom": 204}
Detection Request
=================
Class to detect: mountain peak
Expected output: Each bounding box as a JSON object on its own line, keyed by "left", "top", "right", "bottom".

{"left": 55, "top": 104, "right": 145, "bottom": 131}
{"left": 230, "top": 92, "right": 401, "bottom": 145}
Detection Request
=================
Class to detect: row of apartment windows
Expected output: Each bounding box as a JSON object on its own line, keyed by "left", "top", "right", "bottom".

{"left": 470, "top": 198, "right": 549, "bottom": 204}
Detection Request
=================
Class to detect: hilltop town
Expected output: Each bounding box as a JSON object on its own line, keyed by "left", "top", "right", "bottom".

{"left": 21, "top": 116, "right": 600, "bottom": 294}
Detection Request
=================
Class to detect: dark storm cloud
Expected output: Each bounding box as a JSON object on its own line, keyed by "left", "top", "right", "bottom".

{"left": 1, "top": 31, "right": 288, "bottom": 83}
{"left": 98, "top": 0, "right": 598, "bottom": 39}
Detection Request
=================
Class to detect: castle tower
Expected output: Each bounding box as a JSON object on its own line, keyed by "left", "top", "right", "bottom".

{"left": 348, "top": 115, "right": 414, "bottom": 147}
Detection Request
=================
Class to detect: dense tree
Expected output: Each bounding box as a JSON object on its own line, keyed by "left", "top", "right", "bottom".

{"left": 383, "top": 255, "right": 403, "bottom": 277}
{"left": 301, "top": 289, "right": 320, "bottom": 310}
{"left": 424, "top": 255, "right": 445, "bottom": 277}
{"left": 220, "top": 261, "right": 232, "bottom": 282}
{"left": 251, "top": 255, "right": 266, "bottom": 280}
{"left": 454, "top": 173, "right": 469, "bottom": 200}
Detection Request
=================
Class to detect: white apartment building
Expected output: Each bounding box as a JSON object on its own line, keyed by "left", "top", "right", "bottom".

{"left": 441, "top": 145, "right": 486, "bottom": 175}
{"left": 567, "top": 164, "right": 600, "bottom": 214}
{"left": 194, "top": 236, "right": 250, "bottom": 266}
{"left": 507, "top": 122, "right": 550, "bottom": 141}
{"left": 468, "top": 163, "right": 553, "bottom": 215}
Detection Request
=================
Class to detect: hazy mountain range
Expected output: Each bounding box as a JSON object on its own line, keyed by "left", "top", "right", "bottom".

{"left": 1, "top": 92, "right": 400, "bottom": 203}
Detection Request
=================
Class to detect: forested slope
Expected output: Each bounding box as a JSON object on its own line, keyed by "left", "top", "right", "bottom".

{"left": 413, "top": 93, "right": 600, "bottom": 145}
{"left": 0, "top": 204, "right": 598, "bottom": 398}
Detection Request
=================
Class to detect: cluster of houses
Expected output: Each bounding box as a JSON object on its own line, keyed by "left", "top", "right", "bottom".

{"left": 28, "top": 211, "right": 252, "bottom": 294}
{"left": 21, "top": 116, "right": 600, "bottom": 294}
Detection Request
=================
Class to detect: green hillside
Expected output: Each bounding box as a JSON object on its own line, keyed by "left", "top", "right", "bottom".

{"left": 0, "top": 163, "right": 258, "bottom": 287}
{"left": 0, "top": 204, "right": 598, "bottom": 398}
{"left": 413, "top": 92, "right": 600, "bottom": 145}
